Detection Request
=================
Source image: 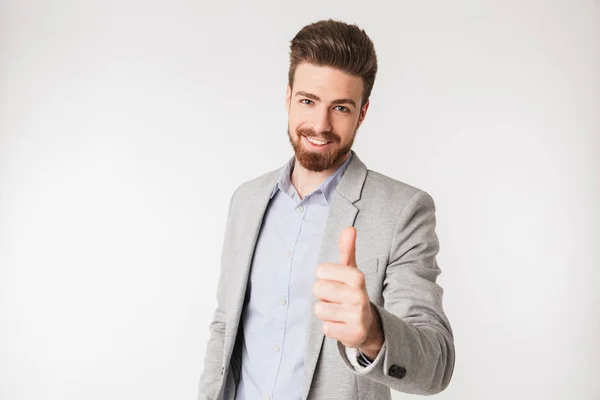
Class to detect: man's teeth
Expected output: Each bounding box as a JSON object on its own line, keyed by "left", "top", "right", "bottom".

{"left": 306, "top": 136, "right": 329, "bottom": 145}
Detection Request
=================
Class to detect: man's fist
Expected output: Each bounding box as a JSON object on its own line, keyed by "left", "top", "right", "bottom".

{"left": 312, "top": 226, "right": 384, "bottom": 360}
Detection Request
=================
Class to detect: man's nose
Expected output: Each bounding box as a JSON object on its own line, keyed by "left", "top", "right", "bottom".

{"left": 311, "top": 107, "right": 332, "bottom": 134}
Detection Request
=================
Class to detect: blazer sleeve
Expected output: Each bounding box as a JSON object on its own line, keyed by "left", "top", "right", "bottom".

{"left": 197, "top": 187, "right": 239, "bottom": 400}
{"left": 337, "top": 190, "right": 455, "bottom": 395}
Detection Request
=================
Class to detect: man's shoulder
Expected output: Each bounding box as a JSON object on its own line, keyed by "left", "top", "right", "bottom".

{"left": 364, "top": 168, "right": 428, "bottom": 200}
{"left": 360, "top": 168, "right": 437, "bottom": 220}
{"left": 230, "top": 165, "right": 282, "bottom": 200}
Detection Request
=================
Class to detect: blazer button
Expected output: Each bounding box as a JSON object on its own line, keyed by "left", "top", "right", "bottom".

{"left": 388, "top": 364, "right": 406, "bottom": 379}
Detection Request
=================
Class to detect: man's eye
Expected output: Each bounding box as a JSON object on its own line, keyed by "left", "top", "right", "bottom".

{"left": 301, "top": 99, "right": 313, "bottom": 105}
{"left": 335, "top": 106, "right": 349, "bottom": 113}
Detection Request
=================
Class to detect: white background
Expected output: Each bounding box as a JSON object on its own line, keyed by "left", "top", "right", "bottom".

{"left": 1, "top": 1, "right": 599, "bottom": 399}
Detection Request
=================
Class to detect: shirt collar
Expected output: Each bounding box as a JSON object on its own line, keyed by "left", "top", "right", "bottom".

{"left": 270, "top": 151, "right": 354, "bottom": 205}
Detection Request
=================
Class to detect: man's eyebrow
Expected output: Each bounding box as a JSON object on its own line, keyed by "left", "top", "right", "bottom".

{"left": 294, "top": 91, "right": 356, "bottom": 108}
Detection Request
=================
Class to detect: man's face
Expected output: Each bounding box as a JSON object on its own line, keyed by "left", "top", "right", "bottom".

{"left": 286, "top": 62, "right": 369, "bottom": 172}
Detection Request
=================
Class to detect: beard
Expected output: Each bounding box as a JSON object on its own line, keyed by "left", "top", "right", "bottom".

{"left": 287, "top": 126, "right": 356, "bottom": 172}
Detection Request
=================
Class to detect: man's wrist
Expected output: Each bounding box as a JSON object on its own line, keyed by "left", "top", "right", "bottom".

{"left": 358, "top": 303, "right": 384, "bottom": 360}
{"left": 358, "top": 344, "right": 381, "bottom": 361}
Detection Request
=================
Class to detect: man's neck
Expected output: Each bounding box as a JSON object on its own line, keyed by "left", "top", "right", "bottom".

{"left": 290, "top": 152, "right": 350, "bottom": 200}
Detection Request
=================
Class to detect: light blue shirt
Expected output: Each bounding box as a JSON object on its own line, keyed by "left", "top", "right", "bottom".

{"left": 235, "top": 152, "right": 353, "bottom": 400}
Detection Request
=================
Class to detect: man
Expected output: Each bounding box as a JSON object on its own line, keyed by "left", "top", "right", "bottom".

{"left": 198, "top": 19, "right": 454, "bottom": 400}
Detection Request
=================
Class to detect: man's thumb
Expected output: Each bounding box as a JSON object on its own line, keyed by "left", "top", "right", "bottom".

{"left": 339, "top": 226, "right": 357, "bottom": 267}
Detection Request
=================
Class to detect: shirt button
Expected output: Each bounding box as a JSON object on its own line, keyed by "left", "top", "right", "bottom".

{"left": 297, "top": 206, "right": 304, "bottom": 212}
{"left": 266, "top": 396, "right": 271, "bottom": 400}
{"left": 286, "top": 250, "right": 292, "bottom": 257}
{"left": 274, "top": 344, "right": 280, "bottom": 352}
{"left": 279, "top": 298, "right": 286, "bottom": 306}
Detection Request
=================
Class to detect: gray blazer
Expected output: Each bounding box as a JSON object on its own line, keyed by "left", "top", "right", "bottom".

{"left": 198, "top": 151, "right": 455, "bottom": 400}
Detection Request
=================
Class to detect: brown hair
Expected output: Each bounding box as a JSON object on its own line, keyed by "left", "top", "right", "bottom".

{"left": 288, "top": 19, "right": 378, "bottom": 107}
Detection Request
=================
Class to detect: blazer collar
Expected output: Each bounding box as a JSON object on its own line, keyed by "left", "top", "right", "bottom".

{"left": 266, "top": 149, "right": 367, "bottom": 205}
{"left": 333, "top": 149, "right": 367, "bottom": 204}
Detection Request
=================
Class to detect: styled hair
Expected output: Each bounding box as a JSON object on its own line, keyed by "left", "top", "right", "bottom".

{"left": 288, "top": 19, "right": 378, "bottom": 107}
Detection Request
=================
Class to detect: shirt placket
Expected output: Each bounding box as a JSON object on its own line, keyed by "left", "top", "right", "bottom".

{"left": 266, "top": 196, "right": 309, "bottom": 399}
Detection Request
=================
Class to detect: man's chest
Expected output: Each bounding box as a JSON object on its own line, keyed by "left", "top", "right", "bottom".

{"left": 245, "top": 195, "right": 330, "bottom": 316}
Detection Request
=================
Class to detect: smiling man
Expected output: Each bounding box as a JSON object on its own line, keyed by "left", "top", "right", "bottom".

{"left": 198, "top": 19, "right": 455, "bottom": 400}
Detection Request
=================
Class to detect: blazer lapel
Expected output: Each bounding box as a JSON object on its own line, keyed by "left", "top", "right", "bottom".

{"left": 223, "top": 168, "right": 281, "bottom": 363}
{"left": 302, "top": 151, "right": 368, "bottom": 399}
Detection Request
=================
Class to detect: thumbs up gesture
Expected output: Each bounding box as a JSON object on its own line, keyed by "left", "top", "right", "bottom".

{"left": 313, "top": 226, "right": 384, "bottom": 360}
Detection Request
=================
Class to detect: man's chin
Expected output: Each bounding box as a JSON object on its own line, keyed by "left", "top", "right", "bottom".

{"left": 295, "top": 150, "right": 338, "bottom": 172}
{"left": 288, "top": 132, "right": 351, "bottom": 172}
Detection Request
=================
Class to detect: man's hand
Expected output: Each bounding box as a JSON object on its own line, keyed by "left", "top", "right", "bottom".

{"left": 312, "top": 226, "right": 384, "bottom": 360}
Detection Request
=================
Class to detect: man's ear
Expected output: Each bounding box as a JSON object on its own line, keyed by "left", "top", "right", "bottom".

{"left": 357, "top": 99, "right": 370, "bottom": 128}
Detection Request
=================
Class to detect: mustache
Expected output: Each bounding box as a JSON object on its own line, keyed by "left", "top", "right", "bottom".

{"left": 297, "top": 128, "right": 340, "bottom": 143}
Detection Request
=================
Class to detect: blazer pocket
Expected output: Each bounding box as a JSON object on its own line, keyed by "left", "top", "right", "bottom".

{"left": 357, "top": 258, "right": 379, "bottom": 275}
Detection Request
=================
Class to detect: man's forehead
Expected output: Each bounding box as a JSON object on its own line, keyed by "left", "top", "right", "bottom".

{"left": 292, "top": 63, "right": 363, "bottom": 101}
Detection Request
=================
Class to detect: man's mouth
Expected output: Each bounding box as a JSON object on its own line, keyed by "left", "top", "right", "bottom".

{"left": 307, "top": 136, "right": 330, "bottom": 145}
